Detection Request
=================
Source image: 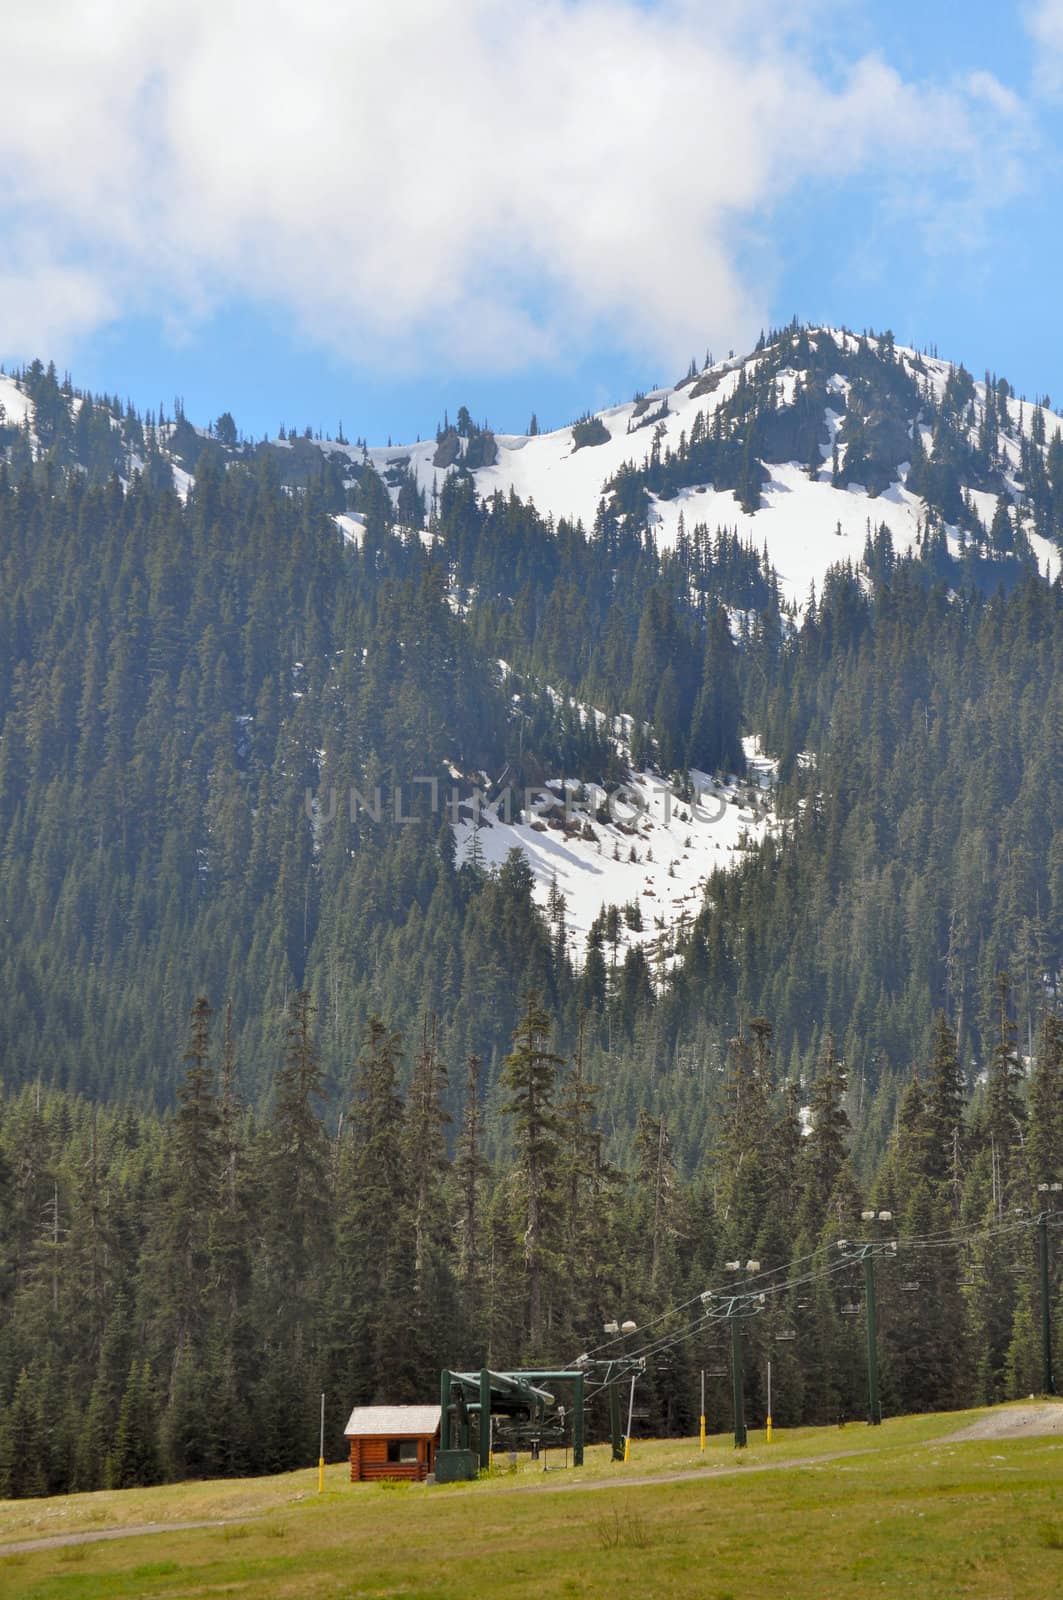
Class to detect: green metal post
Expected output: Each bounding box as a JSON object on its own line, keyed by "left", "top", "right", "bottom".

{"left": 730, "top": 1313, "right": 747, "bottom": 1448}
{"left": 478, "top": 1369, "right": 492, "bottom": 1471}
{"left": 572, "top": 1372, "right": 584, "bottom": 1467}
{"left": 863, "top": 1249, "right": 882, "bottom": 1425}
{"left": 439, "top": 1369, "right": 451, "bottom": 1451}
{"left": 608, "top": 1380, "right": 623, "bottom": 1460}
{"left": 1040, "top": 1212, "right": 1056, "bottom": 1396}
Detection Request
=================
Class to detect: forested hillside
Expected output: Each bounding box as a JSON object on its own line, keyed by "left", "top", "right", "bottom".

{"left": 1, "top": 994, "right": 1061, "bottom": 1495}
{"left": 0, "top": 335, "right": 1059, "bottom": 1143}
{"left": 0, "top": 326, "right": 1062, "bottom": 1492}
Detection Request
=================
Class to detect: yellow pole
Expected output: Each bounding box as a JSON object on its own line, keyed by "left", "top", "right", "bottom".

{"left": 766, "top": 1416, "right": 773, "bottom": 1444}
{"left": 318, "top": 1392, "right": 326, "bottom": 1492}
{"left": 699, "top": 1415, "right": 706, "bottom": 1450}
{"left": 623, "top": 1435, "right": 630, "bottom": 1463}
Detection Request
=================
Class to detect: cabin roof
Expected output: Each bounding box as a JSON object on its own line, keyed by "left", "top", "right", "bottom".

{"left": 343, "top": 1404, "right": 442, "bottom": 1437}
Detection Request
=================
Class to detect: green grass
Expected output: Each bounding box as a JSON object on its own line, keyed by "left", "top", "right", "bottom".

{"left": 1, "top": 1407, "right": 1062, "bottom": 1598}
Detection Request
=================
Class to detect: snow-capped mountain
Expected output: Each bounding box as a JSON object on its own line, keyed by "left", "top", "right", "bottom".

{"left": 5, "top": 323, "right": 1062, "bottom": 966}
{"left": 3, "top": 324, "right": 1060, "bottom": 611}
{"left": 358, "top": 326, "right": 1062, "bottom": 606}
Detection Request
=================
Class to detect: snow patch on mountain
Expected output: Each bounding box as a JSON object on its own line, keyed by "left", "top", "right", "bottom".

{"left": 453, "top": 734, "right": 779, "bottom": 967}
{"left": 335, "top": 512, "right": 366, "bottom": 546}
{"left": 0, "top": 373, "right": 32, "bottom": 427}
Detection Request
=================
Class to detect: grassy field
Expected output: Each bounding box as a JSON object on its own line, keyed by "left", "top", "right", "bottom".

{"left": 1, "top": 1407, "right": 1062, "bottom": 1597}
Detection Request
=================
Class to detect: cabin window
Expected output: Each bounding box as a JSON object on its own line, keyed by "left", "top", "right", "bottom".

{"left": 386, "top": 1439, "right": 419, "bottom": 1463}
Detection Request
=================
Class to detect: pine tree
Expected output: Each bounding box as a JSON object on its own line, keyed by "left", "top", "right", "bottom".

{"left": 454, "top": 1054, "right": 489, "bottom": 1291}
{"left": 717, "top": 1027, "right": 773, "bottom": 1252}
{"left": 500, "top": 992, "right": 564, "bottom": 1352}
{"left": 332, "top": 1015, "right": 416, "bottom": 1401}
{"left": 1028, "top": 1012, "right": 1063, "bottom": 1190}
{"left": 925, "top": 1012, "right": 965, "bottom": 1200}
{"left": 983, "top": 975, "right": 1027, "bottom": 1215}
{"left": 110, "top": 1361, "right": 160, "bottom": 1488}
{"left": 0, "top": 1369, "right": 46, "bottom": 1497}
{"left": 165, "top": 996, "right": 221, "bottom": 1355}
{"left": 263, "top": 990, "right": 329, "bottom": 1333}
{"left": 405, "top": 1014, "right": 450, "bottom": 1280}
{"left": 634, "top": 1109, "right": 678, "bottom": 1285}
{"left": 688, "top": 606, "right": 744, "bottom": 775}
{"left": 799, "top": 1033, "right": 851, "bottom": 1232}
{"left": 556, "top": 1017, "right": 615, "bottom": 1331}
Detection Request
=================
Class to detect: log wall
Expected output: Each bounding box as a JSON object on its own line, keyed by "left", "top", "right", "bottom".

{"left": 348, "top": 1434, "right": 435, "bottom": 1482}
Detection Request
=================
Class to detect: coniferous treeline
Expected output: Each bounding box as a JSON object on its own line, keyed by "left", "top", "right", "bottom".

{"left": 1, "top": 988, "right": 1061, "bottom": 1496}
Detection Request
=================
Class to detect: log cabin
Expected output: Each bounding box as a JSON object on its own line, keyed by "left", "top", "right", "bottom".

{"left": 343, "top": 1404, "right": 441, "bottom": 1482}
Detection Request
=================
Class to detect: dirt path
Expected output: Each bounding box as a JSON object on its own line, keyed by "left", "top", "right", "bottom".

{"left": 5, "top": 1404, "right": 1063, "bottom": 1558}
{"left": 942, "top": 1400, "right": 1063, "bottom": 1442}
{"left": 510, "top": 1443, "right": 880, "bottom": 1494}
{"left": 0, "top": 1518, "right": 241, "bottom": 1557}
{"left": 465, "top": 1399, "right": 1063, "bottom": 1497}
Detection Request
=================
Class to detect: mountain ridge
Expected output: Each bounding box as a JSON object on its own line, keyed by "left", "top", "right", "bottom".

{"left": 3, "top": 323, "right": 1062, "bottom": 612}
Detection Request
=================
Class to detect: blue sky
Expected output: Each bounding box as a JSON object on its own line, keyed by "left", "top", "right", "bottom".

{"left": 2, "top": 1, "right": 1062, "bottom": 444}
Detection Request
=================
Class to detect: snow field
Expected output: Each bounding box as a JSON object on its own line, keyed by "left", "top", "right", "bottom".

{"left": 453, "top": 735, "right": 779, "bottom": 967}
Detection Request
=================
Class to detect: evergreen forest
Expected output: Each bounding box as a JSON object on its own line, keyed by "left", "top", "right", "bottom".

{"left": 0, "top": 325, "right": 1062, "bottom": 1493}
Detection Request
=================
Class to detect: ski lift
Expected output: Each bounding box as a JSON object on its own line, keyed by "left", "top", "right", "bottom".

{"left": 840, "top": 1302, "right": 861, "bottom": 1317}
{"left": 774, "top": 1329, "right": 798, "bottom": 1342}
{"left": 900, "top": 1281, "right": 921, "bottom": 1292}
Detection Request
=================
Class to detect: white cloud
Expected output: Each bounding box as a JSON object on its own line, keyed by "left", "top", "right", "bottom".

{"left": 1027, "top": 0, "right": 1063, "bottom": 97}
{"left": 0, "top": 1, "right": 1032, "bottom": 377}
